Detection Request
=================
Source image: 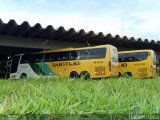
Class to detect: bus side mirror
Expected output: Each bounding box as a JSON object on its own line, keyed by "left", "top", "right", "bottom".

{"left": 7, "top": 61, "right": 12, "bottom": 67}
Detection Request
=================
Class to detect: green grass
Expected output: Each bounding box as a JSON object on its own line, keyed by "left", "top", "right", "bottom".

{"left": 0, "top": 77, "right": 160, "bottom": 115}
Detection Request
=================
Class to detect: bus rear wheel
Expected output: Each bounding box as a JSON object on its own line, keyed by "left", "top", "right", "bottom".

{"left": 80, "top": 71, "right": 90, "bottom": 80}
{"left": 69, "top": 71, "right": 79, "bottom": 79}
{"left": 118, "top": 72, "right": 122, "bottom": 77}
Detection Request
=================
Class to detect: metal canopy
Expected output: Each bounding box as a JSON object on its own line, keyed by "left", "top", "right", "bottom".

{"left": 0, "top": 19, "right": 160, "bottom": 52}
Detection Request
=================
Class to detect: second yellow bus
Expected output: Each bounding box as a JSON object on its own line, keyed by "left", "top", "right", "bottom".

{"left": 118, "top": 49, "right": 156, "bottom": 78}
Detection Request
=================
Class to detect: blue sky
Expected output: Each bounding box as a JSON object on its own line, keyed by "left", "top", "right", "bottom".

{"left": 0, "top": 0, "right": 160, "bottom": 41}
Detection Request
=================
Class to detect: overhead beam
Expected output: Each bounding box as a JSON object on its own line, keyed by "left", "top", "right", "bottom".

{"left": 0, "top": 35, "right": 87, "bottom": 49}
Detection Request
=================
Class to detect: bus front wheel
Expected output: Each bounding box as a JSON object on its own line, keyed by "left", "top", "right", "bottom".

{"left": 80, "top": 71, "right": 90, "bottom": 80}
{"left": 20, "top": 73, "right": 27, "bottom": 79}
{"left": 125, "top": 72, "right": 132, "bottom": 77}
{"left": 69, "top": 71, "right": 79, "bottom": 79}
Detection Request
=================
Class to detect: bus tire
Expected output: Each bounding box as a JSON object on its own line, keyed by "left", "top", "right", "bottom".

{"left": 20, "top": 73, "right": 27, "bottom": 79}
{"left": 69, "top": 71, "right": 79, "bottom": 78}
{"left": 118, "top": 72, "right": 122, "bottom": 77}
{"left": 125, "top": 72, "right": 132, "bottom": 77}
{"left": 80, "top": 71, "right": 90, "bottom": 79}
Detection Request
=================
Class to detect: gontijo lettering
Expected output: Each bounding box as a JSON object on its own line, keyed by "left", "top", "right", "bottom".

{"left": 53, "top": 61, "right": 80, "bottom": 67}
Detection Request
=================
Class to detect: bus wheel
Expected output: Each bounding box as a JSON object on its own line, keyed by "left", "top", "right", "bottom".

{"left": 118, "top": 72, "right": 122, "bottom": 77}
{"left": 20, "top": 73, "right": 27, "bottom": 79}
{"left": 80, "top": 71, "right": 90, "bottom": 80}
{"left": 125, "top": 72, "right": 132, "bottom": 77}
{"left": 69, "top": 71, "right": 79, "bottom": 79}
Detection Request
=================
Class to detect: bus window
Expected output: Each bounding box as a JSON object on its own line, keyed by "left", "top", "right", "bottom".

{"left": 119, "top": 52, "right": 148, "bottom": 62}
{"left": 50, "top": 52, "right": 58, "bottom": 61}
{"left": 69, "top": 51, "right": 75, "bottom": 60}
{"left": 69, "top": 51, "right": 79, "bottom": 60}
{"left": 21, "top": 55, "right": 31, "bottom": 63}
{"left": 89, "top": 48, "right": 106, "bottom": 59}
{"left": 124, "top": 53, "right": 137, "bottom": 62}
{"left": 21, "top": 54, "right": 44, "bottom": 63}
{"left": 137, "top": 52, "right": 148, "bottom": 61}
{"left": 57, "top": 52, "right": 68, "bottom": 61}
{"left": 79, "top": 48, "right": 106, "bottom": 60}
{"left": 32, "top": 54, "right": 43, "bottom": 63}
{"left": 80, "top": 50, "right": 89, "bottom": 59}
{"left": 118, "top": 54, "right": 125, "bottom": 62}
{"left": 43, "top": 53, "right": 51, "bottom": 62}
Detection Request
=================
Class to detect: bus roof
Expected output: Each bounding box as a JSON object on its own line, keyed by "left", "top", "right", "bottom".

{"left": 118, "top": 49, "right": 154, "bottom": 54}
{"left": 41, "top": 44, "right": 115, "bottom": 53}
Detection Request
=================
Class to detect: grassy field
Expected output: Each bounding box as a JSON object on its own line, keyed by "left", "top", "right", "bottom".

{"left": 0, "top": 77, "right": 160, "bottom": 116}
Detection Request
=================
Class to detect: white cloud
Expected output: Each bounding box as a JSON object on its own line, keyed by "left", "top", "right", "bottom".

{"left": 121, "top": 11, "right": 160, "bottom": 40}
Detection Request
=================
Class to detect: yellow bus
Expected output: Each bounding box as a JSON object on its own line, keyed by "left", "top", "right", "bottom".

{"left": 118, "top": 49, "right": 156, "bottom": 78}
{"left": 9, "top": 44, "right": 118, "bottom": 79}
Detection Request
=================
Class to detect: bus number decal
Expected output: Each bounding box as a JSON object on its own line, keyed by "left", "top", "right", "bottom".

{"left": 134, "top": 63, "right": 145, "bottom": 66}
{"left": 94, "top": 61, "right": 103, "bottom": 64}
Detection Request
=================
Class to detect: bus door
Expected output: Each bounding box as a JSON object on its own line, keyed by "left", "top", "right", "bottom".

{"left": 10, "top": 55, "right": 22, "bottom": 79}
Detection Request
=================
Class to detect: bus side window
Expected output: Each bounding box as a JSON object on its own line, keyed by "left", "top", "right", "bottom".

{"left": 43, "top": 53, "right": 51, "bottom": 62}
{"left": 32, "top": 54, "right": 43, "bottom": 63}
{"left": 124, "top": 53, "right": 137, "bottom": 62}
{"left": 69, "top": 51, "right": 79, "bottom": 60}
{"left": 118, "top": 57, "right": 122, "bottom": 62}
{"left": 137, "top": 52, "right": 148, "bottom": 61}
{"left": 80, "top": 50, "right": 89, "bottom": 59}
{"left": 128, "top": 57, "right": 135, "bottom": 61}
{"left": 57, "top": 52, "right": 68, "bottom": 61}
{"left": 49, "top": 53, "right": 56, "bottom": 61}
{"left": 118, "top": 54, "right": 125, "bottom": 62}
{"left": 21, "top": 55, "right": 31, "bottom": 63}
{"left": 89, "top": 48, "right": 106, "bottom": 59}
